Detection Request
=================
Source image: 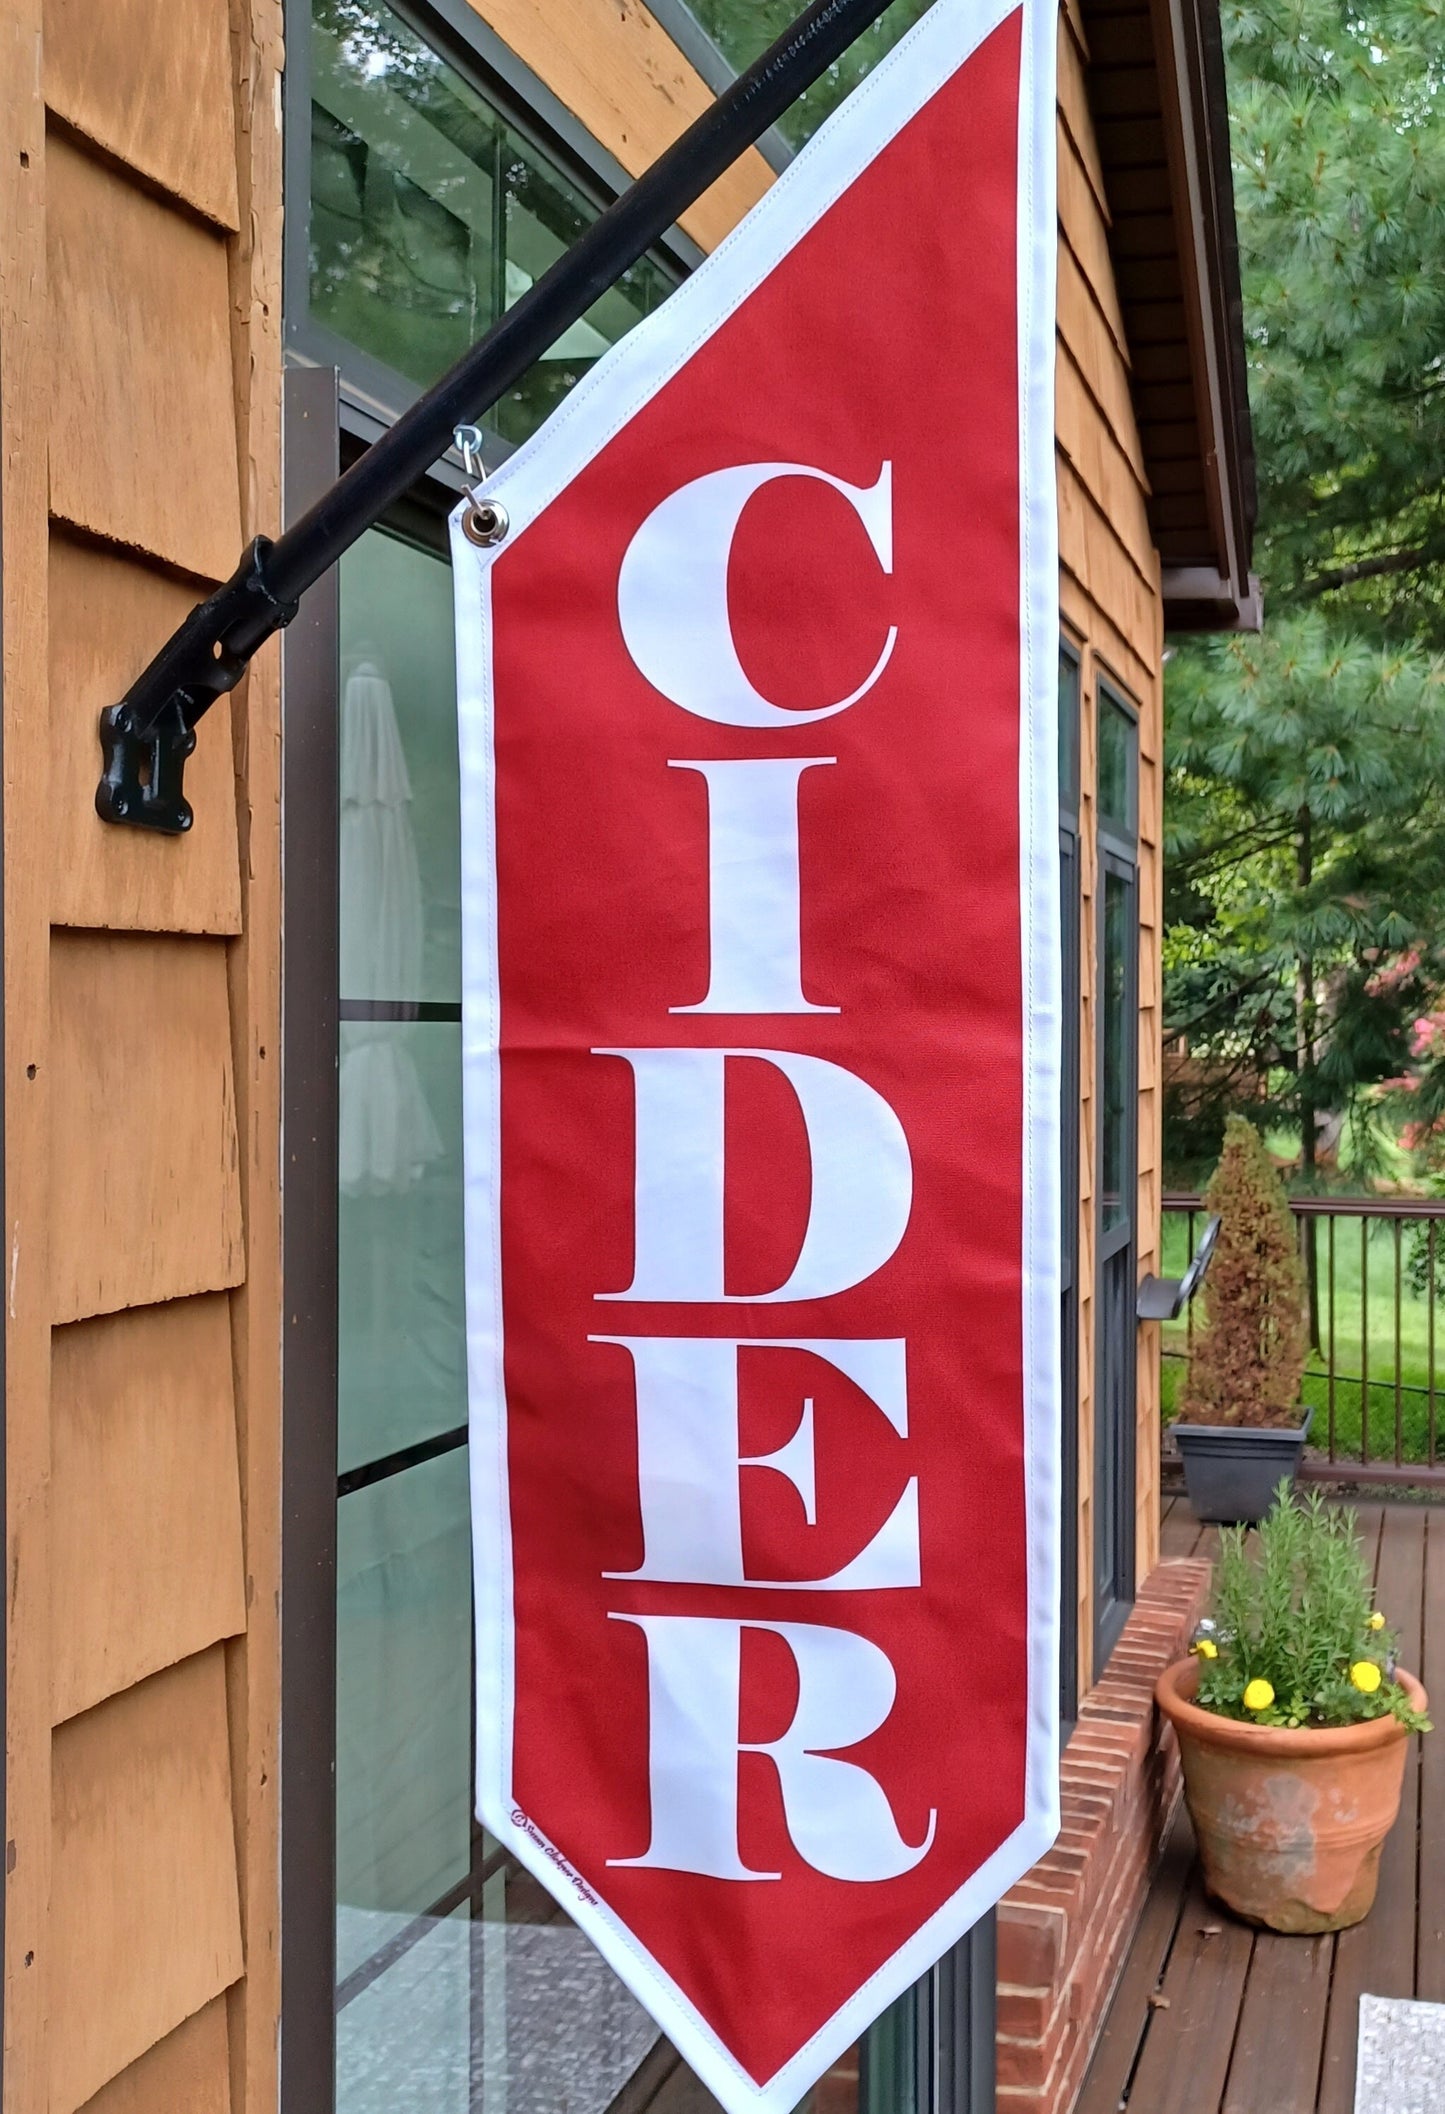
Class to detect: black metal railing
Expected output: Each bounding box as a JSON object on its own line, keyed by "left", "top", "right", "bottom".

{"left": 1162, "top": 1193, "right": 1445, "bottom": 1486}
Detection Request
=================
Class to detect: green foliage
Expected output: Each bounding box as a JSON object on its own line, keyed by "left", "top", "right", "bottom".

{"left": 685, "top": 0, "right": 933, "bottom": 145}
{"left": 1166, "top": 618, "right": 1445, "bottom": 1169}
{"left": 1222, "top": 0, "right": 1445, "bottom": 623}
{"left": 1196, "top": 1485, "right": 1431, "bottom": 1730}
{"left": 1180, "top": 1116, "right": 1309, "bottom": 1424}
{"left": 1163, "top": 0, "right": 1445, "bottom": 1180}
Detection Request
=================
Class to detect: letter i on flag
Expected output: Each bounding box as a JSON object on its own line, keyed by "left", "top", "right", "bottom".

{"left": 452, "top": 1, "right": 1060, "bottom": 2108}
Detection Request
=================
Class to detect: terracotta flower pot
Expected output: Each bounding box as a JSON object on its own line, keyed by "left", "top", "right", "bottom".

{"left": 1155, "top": 1658, "right": 1428, "bottom": 1933}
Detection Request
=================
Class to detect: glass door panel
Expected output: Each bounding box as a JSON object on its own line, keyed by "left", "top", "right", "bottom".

{"left": 1057, "top": 644, "right": 1081, "bottom": 1729}
{"left": 1092, "top": 684, "right": 1139, "bottom": 1670}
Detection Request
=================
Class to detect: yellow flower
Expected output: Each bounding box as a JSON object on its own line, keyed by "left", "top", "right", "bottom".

{"left": 1350, "top": 1660, "right": 1383, "bottom": 1694}
{"left": 1369, "top": 1612, "right": 1386, "bottom": 1632}
{"left": 1243, "top": 1678, "right": 1275, "bottom": 1713}
{"left": 1194, "top": 1638, "right": 1219, "bottom": 1659}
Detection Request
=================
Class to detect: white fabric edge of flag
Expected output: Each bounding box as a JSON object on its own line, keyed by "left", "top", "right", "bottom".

{"left": 1013, "top": 0, "right": 1064, "bottom": 1947}
{"left": 451, "top": 1, "right": 1062, "bottom": 2110}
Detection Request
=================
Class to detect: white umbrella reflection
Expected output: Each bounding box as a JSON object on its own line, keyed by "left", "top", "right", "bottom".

{"left": 339, "top": 654, "right": 444, "bottom": 1197}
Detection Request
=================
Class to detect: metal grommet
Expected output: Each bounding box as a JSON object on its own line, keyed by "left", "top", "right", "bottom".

{"left": 454, "top": 423, "right": 508, "bottom": 548}
{"left": 462, "top": 498, "right": 510, "bottom": 548}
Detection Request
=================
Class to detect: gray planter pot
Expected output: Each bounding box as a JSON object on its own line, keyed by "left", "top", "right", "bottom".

{"left": 1172, "top": 1405, "right": 1314, "bottom": 1525}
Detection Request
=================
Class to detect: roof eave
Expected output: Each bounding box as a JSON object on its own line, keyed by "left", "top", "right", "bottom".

{"left": 1149, "top": 0, "right": 1258, "bottom": 632}
{"left": 1081, "top": 0, "right": 1258, "bottom": 633}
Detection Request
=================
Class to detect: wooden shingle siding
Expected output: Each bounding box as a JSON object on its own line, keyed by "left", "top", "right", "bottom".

{"left": 74, "top": 2000, "right": 233, "bottom": 2114}
{"left": 1056, "top": 3, "right": 1164, "bottom": 1689}
{"left": 47, "top": 536, "right": 243, "bottom": 934}
{"left": 2, "top": 0, "right": 61, "bottom": 2096}
{"left": 4, "top": 0, "right": 283, "bottom": 2107}
{"left": 49, "top": 1651, "right": 244, "bottom": 2114}
{"left": 1056, "top": 352, "right": 1155, "bottom": 574}
{"left": 43, "top": 0, "right": 240, "bottom": 230}
{"left": 48, "top": 933, "right": 244, "bottom": 1324}
{"left": 1058, "top": 144, "right": 1130, "bottom": 363}
{"left": 50, "top": 1296, "right": 247, "bottom": 1724}
{"left": 218, "top": 6, "right": 287, "bottom": 2108}
{"left": 46, "top": 136, "right": 243, "bottom": 580}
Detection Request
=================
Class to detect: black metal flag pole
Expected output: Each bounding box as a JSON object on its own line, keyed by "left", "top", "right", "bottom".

{"left": 97, "top": 0, "right": 906, "bottom": 833}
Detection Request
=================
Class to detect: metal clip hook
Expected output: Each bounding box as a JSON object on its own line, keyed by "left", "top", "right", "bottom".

{"left": 454, "top": 424, "right": 510, "bottom": 548}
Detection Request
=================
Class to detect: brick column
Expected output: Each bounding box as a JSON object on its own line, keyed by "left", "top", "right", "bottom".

{"left": 995, "top": 1559, "right": 1211, "bottom": 2114}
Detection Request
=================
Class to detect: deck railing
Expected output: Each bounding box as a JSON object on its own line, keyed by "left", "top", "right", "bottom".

{"left": 1162, "top": 1193, "right": 1445, "bottom": 1487}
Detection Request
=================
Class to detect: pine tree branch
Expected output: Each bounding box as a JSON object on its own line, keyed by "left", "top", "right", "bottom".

{"left": 1171, "top": 822, "right": 1298, "bottom": 883}
{"left": 1298, "top": 544, "right": 1445, "bottom": 597}
{"left": 1164, "top": 967, "right": 1287, "bottom": 1044}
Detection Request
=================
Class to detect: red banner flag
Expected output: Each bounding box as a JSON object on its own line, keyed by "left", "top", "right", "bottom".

{"left": 452, "top": 3, "right": 1059, "bottom": 2106}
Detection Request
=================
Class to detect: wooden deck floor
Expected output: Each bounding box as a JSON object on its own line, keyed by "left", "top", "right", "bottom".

{"left": 1075, "top": 1496, "right": 1445, "bottom": 2114}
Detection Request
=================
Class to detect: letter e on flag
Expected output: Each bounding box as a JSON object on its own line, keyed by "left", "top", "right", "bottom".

{"left": 452, "top": 2, "right": 1061, "bottom": 2109}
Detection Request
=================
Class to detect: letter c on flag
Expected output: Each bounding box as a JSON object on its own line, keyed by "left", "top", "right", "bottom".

{"left": 617, "top": 462, "right": 896, "bottom": 729}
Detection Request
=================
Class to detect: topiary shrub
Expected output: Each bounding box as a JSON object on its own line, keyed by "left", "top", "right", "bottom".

{"left": 1179, "top": 1114, "right": 1308, "bottom": 1428}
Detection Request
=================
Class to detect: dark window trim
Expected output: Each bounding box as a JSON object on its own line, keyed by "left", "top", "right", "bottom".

{"left": 339, "top": 997, "right": 461, "bottom": 1022}
{"left": 1058, "top": 634, "right": 1081, "bottom": 827}
{"left": 641, "top": 0, "right": 795, "bottom": 169}
{"left": 284, "top": 0, "right": 702, "bottom": 439}
{"left": 1096, "top": 677, "right": 1139, "bottom": 861}
{"left": 1091, "top": 672, "right": 1140, "bottom": 1674}
{"left": 1095, "top": 840, "right": 1140, "bottom": 1281}
{"left": 1057, "top": 636, "right": 1081, "bottom": 1734}
{"left": 863, "top": 1923, "right": 996, "bottom": 2114}
{"left": 283, "top": 367, "right": 474, "bottom": 2107}
{"left": 280, "top": 359, "right": 343, "bottom": 2114}
{"left": 336, "top": 1422, "right": 468, "bottom": 1499}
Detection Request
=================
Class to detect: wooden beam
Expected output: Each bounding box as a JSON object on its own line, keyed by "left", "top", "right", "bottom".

{"left": 222, "top": 5, "right": 286, "bottom": 2107}
{"left": 464, "top": 0, "right": 773, "bottom": 252}
{"left": 1, "top": 2, "right": 54, "bottom": 2103}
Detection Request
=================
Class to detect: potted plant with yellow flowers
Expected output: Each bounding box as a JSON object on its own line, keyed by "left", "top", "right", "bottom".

{"left": 1156, "top": 1486, "right": 1430, "bottom": 1932}
{"left": 1171, "top": 1115, "right": 1312, "bottom": 1524}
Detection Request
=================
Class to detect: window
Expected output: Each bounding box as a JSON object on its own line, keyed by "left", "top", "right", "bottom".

{"left": 1057, "top": 643, "right": 1081, "bottom": 1729}
{"left": 292, "top": 0, "right": 681, "bottom": 440}
{"left": 664, "top": 0, "right": 935, "bottom": 148}
{"left": 1097, "top": 694, "right": 1136, "bottom": 847}
{"left": 1093, "top": 681, "right": 1139, "bottom": 1669}
{"left": 332, "top": 525, "right": 474, "bottom": 2081}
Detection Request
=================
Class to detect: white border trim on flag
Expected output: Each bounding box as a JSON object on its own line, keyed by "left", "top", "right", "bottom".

{"left": 452, "top": 4, "right": 1061, "bottom": 2109}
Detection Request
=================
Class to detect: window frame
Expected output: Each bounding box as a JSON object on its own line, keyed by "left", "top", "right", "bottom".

{"left": 283, "top": 362, "right": 482, "bottom": 2114}
{"left": 1091, "top": 673, "right": 1139, "bottom": 1673}
{"left": 631, "top": 0, "right": 795, "bottom": 168}
{"left": 280, "top": 358, "right": 343, "bottom": 2114}
{"left": 283, "top": 0, "right": 704, "bottom": 440}
{"left": 1057, "top": 637, "right": 1082, "bottom": 1733}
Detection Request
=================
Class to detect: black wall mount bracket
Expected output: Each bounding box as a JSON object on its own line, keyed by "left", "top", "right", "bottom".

{"left": 95, "top": 538, "right": 299, "bottom": 833}
{"left": 95, "top": 0, "right": 903, "bottom": 832}
{"left": 1136, "top": 1213, "right": 1222, "bottom": 1322}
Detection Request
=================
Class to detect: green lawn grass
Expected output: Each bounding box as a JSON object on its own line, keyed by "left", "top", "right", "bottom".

{"left": 1160, "top": 1208, "right": 1445, "bottom": 1466}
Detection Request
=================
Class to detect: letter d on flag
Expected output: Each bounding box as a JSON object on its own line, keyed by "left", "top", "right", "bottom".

{"left": 452, "top": 3, "right": 1061, "bottom": 2109}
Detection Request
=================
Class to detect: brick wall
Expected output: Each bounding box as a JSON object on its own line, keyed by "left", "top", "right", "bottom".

{"left": 995, "top": 1559, "right": 1212, "bottom": 2114}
